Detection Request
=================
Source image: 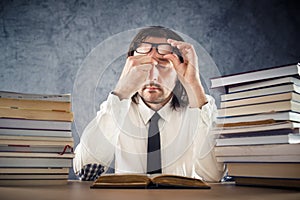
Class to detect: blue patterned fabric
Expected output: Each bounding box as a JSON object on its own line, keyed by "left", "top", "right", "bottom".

{"left": 78, "top": 163, "right": 105, "bottom": 181}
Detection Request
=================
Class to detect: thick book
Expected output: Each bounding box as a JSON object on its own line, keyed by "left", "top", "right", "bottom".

{"left": 216, "top": 134, "right": 300, "bottom": 146}
{"left": 0, "top": 145, "right": 73, "bottom": 153}
{"left": 218, "top": 100, "right": 300, "bottom": 117}
{"left": 0, "top": 157, "right": 73, "bottom": 167}
{"left": 91, "top": 174, "right": 210, "bottom": 189}
{"left": 215, "top": 143, "right": 300, "bottom": 157}
{"left": 220, "top": 92, "right": 300, "bottom": 108}
{"left": 212, "top": 121, "right": 300, "bottom": 135}
{"left": 210, "top": 63, "right": 300, "bottom": 88}
{"left": 0, "top": 98, "right": 71, "bottom": 112}
{"left": 0, "top": 128, "right": 72, "bottom": 138}
{"left": 216, "top": 111, "right": 300, "bottom": 124}
{"left": 0, "top": 118, "right": 72, "bottom": 130}
{"left": 220, "top": 83, "right": 300, "bottom": 101}
{"left": 0, "top": 138, "right": 74, "bottom": 147}
{"left": 227, "top": 163, "right": 300, "bottom": 179}
{"left": 228, "top": 76, "right": 300, "bottom": 93}
{"left": 0, "top": 167, "right": 69, "bottom": 174}
{"left": 216, "top": 155, "right": 300, "bottom": 163}
{"left": 0, "top": 107, "right": 73, "bottom": 122}
{"left": 0, "top": 91, "right": 71, "bottom": 102}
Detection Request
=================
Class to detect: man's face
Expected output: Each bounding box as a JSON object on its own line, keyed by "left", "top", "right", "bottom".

{"left": 134, "top": 37, "right": 177, "bottom": 105}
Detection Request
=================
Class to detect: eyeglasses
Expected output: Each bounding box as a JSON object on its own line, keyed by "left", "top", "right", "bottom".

{"left": 135, "top": 42, "right": 174, "bottom": 55}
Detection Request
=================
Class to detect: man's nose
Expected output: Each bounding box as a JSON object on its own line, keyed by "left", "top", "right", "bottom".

{"left": 148, "top": 63, "right": 159, "bottom": 81}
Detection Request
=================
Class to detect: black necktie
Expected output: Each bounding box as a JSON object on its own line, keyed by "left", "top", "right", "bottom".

{"left": 147, "top": 112, "right": 162, "bottom": 174}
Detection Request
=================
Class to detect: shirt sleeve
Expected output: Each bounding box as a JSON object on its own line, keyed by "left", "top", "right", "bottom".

{"left": 187, "top": 95, "right": 225, "bottom": 182}
{"left": 73, "top": 93, "right": 131, "bottom": 176}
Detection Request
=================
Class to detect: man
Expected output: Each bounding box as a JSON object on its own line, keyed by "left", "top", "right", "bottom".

{"left": 73, "top": 26, "right": 225, "bottom": 182}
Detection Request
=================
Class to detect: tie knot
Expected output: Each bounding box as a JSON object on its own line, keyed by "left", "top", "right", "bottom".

{"left": 150, "top": 112, "right": 160, "bottom": 123}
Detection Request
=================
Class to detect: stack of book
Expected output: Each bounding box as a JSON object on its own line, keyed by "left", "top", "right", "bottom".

{"left": 210, "top": 63, "right": 300, "bottom": 189}
{"left": 0, "top": 91, "right": 74, "bottom": 186}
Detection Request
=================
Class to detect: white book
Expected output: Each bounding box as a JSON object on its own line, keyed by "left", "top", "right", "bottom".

{"left": 217, "top": 155, "right": 300, "bottom": 163}
{"left": 0, "top": 145, "right": 73, "bottom": 153}
{"left": 210, "top": 63, "right": 300, "bottom": 88}
{"left": 212, "top": 121, "right": 300, "bottom": 135}
{"left": 0, "top": 91, "right": 71, "bottom": 102}
{"left": 0, "top": 152, "right": 74, "bottom": 159}
{"left": 218, "top": 100, "right": 300, "bottom": 117}
{"left": 216, "top": 134, "right": 300, "bottom": 146}
{"left": 216, "top": 111, "right": 300, "bottom": 124}
{"left": 0, "top": 167, "right": 69, "bottom": 174}
{"left": 215, "top": 143, "right": 300, "bottom": 157}
{"left": 221, "top": 84, "right": 300, "bottom": 101}
{"left": 228, "top": 76, "right": 300, "bottom": 93}
{"left": 0, "top": 157, "right": 72, "bottom": 167}
{"left": 220, "top": 92, "right": 300, "bottom": 108}
{"left": 0, "top": 118, "right": 72, "bottom": 130}
{"left": 0, "top": 128, "right": 72, "bottom": 138}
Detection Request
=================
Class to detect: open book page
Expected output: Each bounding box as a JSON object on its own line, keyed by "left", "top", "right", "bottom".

{"left": 91, "top": 173, "right": 210, "bottom": 189}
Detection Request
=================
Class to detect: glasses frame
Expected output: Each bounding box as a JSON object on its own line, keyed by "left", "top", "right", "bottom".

{"left": 135, "top": 42, "right": 174, "bottom": 55}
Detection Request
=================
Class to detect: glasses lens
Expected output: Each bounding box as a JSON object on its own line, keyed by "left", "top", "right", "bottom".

{"left": 157, "top": 44, "right": 173, "bottom": 55}
{"left": 136, "top": 43, "right": 152, "bottom": 54}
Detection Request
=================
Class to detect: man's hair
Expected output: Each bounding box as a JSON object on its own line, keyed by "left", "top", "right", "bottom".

{"left": 127, "top": 26, "right": 188, "bottom": 109}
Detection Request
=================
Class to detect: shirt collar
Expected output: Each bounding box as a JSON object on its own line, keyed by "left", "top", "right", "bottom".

{"left": 137, "top": 95, "right": 173, "bottom": 124}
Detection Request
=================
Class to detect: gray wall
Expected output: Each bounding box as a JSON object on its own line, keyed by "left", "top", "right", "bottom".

{"left": 1, "top": 0, "right": 299, "bottom": 179}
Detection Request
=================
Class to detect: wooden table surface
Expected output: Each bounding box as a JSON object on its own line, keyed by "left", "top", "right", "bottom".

{"left": 0, "top": 181, "right": 299, "bottom": 200}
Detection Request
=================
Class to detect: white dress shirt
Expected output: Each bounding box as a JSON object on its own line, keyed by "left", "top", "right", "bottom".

{"left": 73, "top": 93, "right": 224, "bottom": 182}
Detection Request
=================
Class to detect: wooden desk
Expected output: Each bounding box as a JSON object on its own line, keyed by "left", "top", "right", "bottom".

{"left": 0, "top": 181, "right": 299, "bottom": 200}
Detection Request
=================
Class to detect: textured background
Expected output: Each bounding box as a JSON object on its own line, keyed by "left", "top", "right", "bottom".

{"left": 1, "top": 0, "right": 300, "bottom": 179}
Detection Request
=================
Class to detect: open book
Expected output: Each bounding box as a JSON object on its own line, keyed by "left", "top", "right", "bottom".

{"left": 90, "top": 174, "right": 210, "bottom": 189}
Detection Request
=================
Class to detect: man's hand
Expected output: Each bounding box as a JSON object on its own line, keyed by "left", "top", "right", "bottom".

{"left": 163, "top": 39, "right": 208, "bottom": 108}
{"left": 113, "top": 55, "right": 157, "bottom": 100}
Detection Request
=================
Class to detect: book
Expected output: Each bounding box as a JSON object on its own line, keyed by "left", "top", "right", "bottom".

{"left": 0, "top": 167, "right": 69, "bottom": 174}
{"left": 0, "top": 135, "right": 73, "bottom": 142}
{"left": 216, "top": 155, "right": 300, "bottom": 163}
{"left": 216, "top": 134, "right": 300, "bottom": 146}
{"left": 0, "top": 107, "right": 73, "bottom": 121}
{"left": 0, "top": 98, "right": 71, "bottom": 112}
{"left": 91, "top": 174, "right": 210, "bottom": 189}
{"left": 210, "top": 63, "right": 300, "bottom": 88}
{"left": 0, "top": 145, "right": 73, "bottom": 153}
{"left": 234, "top": 177, "right": 300, "bottom": 189}
{"left": 218, "top": 100, "right": 300, "bottom": 117}
{"left": 0, "top": 157, "right": 73, "bottom": 167}
{"left": 228, "top": 76, "right": 300, "bottom": 93}
{"left": 0, "top": 118, "right": 71, "bottom": 130}
{"left": 0, "top": 91, "right": 71, "bottom": 102}
{"left": 220, "top": 92, "right": 300, "bottom": 108}
{"left": 226, "top": 163, "right": 300, "bottom": 179}
{"left": 216, "top": 111, "right": 300, "bottom": 124}
{"left": 214, "top": 143, "right": 300, "bottom": 157}
{"left": 212, "top": 121, "right": 300, "bottom": 135}
{"left": 220, "top": 84, "right": 300, "bottom": 101}
{"left": 0, "top": 151, "right": 74, "bottom": 159}
{"left": 0, "top": 138, "right": 74, "bottom": 147}
{"left": 0, "top": 128, "right": 72, "bottom": 138}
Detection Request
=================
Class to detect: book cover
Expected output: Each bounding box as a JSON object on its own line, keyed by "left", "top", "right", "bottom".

{"left": 218, "top": 100, "right": 300, "bottom": 117}
{"left": 228, "top": 76, "right": 300, "bottom": 93}
{"left": 227, "top": 163, "right": 300, "bottom": 179}
{"left": 220, "top": 84, "right": 300, "bottom": 101}
{"left": 220, "top": 92, "right": 300, "bottom": 108}
{"left": 0, "top": 118, "right": 72, "bottom": 130}
{"left": 210, "top": 63, "right": 300, "bottom": 88}
{"left": 91, "top": 174, "right": 210, "bottom": 189}
{"left": 0, "top": 91, "right": 71, "bottom": 102}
